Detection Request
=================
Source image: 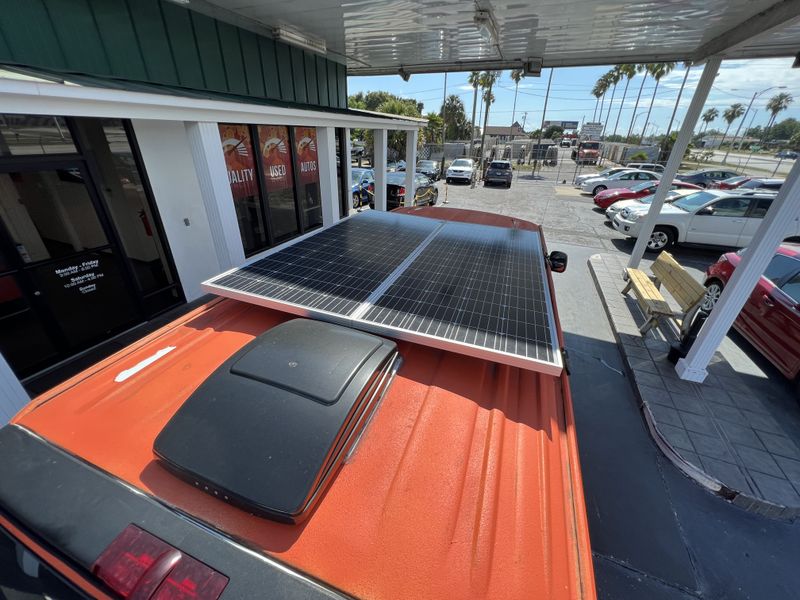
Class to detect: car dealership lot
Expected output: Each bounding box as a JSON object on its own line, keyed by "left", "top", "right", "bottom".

{"left": 436, "top": 171, "right": 800, "bottom": 600}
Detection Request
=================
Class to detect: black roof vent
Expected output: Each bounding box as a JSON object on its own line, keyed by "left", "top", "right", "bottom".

{"left": 154, "top": 319, "right": 398, "bottom": 523}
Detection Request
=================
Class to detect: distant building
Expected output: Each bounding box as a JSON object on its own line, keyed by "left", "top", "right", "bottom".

{"left": 484, "top": 121, "right": 527, "bottom": 142}
{"left": 699, "top": 134, "right": 760, "bottom": 149}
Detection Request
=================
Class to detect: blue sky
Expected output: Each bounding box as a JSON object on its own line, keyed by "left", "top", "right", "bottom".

{"left": 348, "top": 58, "right": 800, "bottom": 136}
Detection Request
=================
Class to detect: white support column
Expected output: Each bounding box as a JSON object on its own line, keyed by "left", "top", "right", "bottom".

{"left": 316, "top": 126, "right": 340, "bottom": 227}
{"left": 404, "top": 129, "right": 418, "bottom": 203}
{"left": 627, "top": 57, "right": 721, "bottom": 270}
{"left": 185, "top": 121, "right": 245, "bottom": 270}
{"left": 344, "top": 128, "right": 353, "bottom": 217}
{"left": 676, "top": 159, "right": 800, "bottom": 382}
{"left": 0, "top": 353, "right": 28, "bottom": 425}
{"left": 373, "top": 129, "right": 388, "bottom": 211}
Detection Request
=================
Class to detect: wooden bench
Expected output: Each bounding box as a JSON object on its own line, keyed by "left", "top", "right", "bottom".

{"left": 622, "top": 251, "right": 706, "bottom": 337}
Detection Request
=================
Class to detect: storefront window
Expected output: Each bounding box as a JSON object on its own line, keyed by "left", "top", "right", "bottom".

{"left": 218, "top": 124, "right": 269, "bottom": 255}
{"left": 0, "top": 114, "right": 76, "bottom": 156}
{"left": 72, "top": 118, "right": 177, "bottom": 297}
{"left": 292, "top": 126, "right": 323, "bottom": 231}
{"left": 257, "top": 125, "right": 299, "bottom": 242}
{"left": 0, "top": 169, "right": 108, "bottom": 263}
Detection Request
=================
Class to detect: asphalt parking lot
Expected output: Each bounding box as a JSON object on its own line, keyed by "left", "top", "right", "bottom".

{"left": 433, "top": 172, "right": 800, "bottom": 600}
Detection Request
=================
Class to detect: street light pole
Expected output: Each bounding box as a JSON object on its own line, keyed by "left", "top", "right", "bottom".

{"left": 723, "top": 85, "right": 786, "bottom": 164}
{"left": 534, "top": 68, "right": 554, "bottom": 175}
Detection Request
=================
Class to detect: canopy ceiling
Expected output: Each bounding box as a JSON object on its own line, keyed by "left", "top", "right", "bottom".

{"left": 192, "top": 0, "right": 800, "bottom": 74}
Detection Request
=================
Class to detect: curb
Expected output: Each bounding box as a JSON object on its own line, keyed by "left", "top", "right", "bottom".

{"left": 588, "top": 254, "right": 799, "bottom": 521}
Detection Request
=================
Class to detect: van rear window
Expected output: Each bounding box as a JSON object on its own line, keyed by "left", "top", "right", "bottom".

{"left": 490, "top": 162, "right": 510, "bottom": 169}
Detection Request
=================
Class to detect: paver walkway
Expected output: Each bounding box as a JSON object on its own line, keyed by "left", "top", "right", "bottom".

{"left": 590, "top": 252, "right": 800, "bottom": 519}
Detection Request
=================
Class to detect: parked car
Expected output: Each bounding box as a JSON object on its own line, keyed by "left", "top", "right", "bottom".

{"left": 560, "top": 139, "right": 572, "bottom": 148}
{"left": 395, "top": 160, "right": 407, "bottom": 171}
{"left": 704, "top": 245, "right": 800, "bottom": 384}
{"left": 445, "top": 158, "right": 476, "bottom": 184}
{"left": 386, "top": 161, "right": 399, "bottom": 172}
{"left": 593, "top": 180, "right": 701, "bottom": 209}
{"left": 580, "top": 169, "right": 661, "bottom": 195}
{"left": 351, "top": 167, "right": 374, "bottom": 208}
{"left": 775, "top": 150, "right": 798, "bottom": 159}
{"left": 386, "top": 172, "right": 438, "bottom": 208}
{"left": 416, "top": 159, "right": 440, "bottom": 180}
{"left": 613, "top": 190, "right": 794, "bottom": 251}
{"left": 604, "top": 188, "right": 699, "bottom": 220}
{"left": 709, "top": 176, "right": 784, "bottom": 192}
{"left": 483, "top": 160, "right": 513, "bottom": 188}
{"left": 625, "top": 162, "right": 665, "bottom": 173}
{"left": 674, "top": 169, "right": 740, "bottom": 188}
{"left": 574, "top": 166, "right": 634, "bottom": 187}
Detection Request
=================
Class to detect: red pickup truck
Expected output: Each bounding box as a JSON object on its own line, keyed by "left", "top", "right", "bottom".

{"left": 0, "top": 207, "right": 595, "bottom": 600}
{"left": 572, "top": 141, "right": 601, "bottom": 165}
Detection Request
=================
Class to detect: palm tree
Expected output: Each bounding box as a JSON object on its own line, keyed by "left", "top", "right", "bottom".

{"left": 477, "top": 71, "right": 500, "bottom": 172}
{"left": 612, "top": 64, "right": 637, "bottom": 137}
{"left": 660, "top": 62, "right": 692, "bottom": 160}
{"left": 596, "top": 72, "right": 613, "bottom": 127}
{"left": 509, "top": 68, "right": 525, "bottom": 139}
{"left": 763, "top": 92, "right": 793, "bottom": 142}
{"left": 626, "top": 64, "right": 648, "bottom": 140}
{"left": 700, "top": 107, "right": 718, "bottom": 136}
{"left": 718, "top": 103, "right": 745, "bottom": 150}
{"left": 591, "top": 81, "right": 604, "bottom": 122}
{"left": 601, "top": 67, "right": 622, "bottom": 139}
{"left": 467, "top": 71, "right": 481, "bottom": 157}
{"left": 639, "top": 62, "right": 676, "bottom": 143}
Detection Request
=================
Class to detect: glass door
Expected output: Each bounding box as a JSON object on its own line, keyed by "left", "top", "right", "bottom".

{"left": 0, "top": 162, "right": 140, "bottom": 376}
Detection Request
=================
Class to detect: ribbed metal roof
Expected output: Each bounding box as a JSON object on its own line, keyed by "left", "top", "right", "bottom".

{"left": 194, "top": 0, "right": 800, "bottom": 74}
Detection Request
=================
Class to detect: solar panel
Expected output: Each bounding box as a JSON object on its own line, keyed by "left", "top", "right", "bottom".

{"left": 204, "top": 211, "right": 562, "bottom": 375}
{"left": 210, "top": 211, "right": 440, "bottom": 317}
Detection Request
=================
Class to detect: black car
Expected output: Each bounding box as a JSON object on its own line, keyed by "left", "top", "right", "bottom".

{"left": 385, "top": 172, "right": 438, "bottom": 209}
{"left": 675, "top": 169, "right": 741, "bottom": 188}
{"left": 416, "top": 160, "right": 440, "bottom": 180}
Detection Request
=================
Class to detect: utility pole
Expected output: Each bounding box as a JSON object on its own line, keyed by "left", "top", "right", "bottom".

{"left": 521, "top": 111, "right": 528, "bottom": 132}
{"left": 534, "top": 68, "right": 554, "bottom": 175}
{"left": 439, "top": 72, "right": 447, "bottom": 179}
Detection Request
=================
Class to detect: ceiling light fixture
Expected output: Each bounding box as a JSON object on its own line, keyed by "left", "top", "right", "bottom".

{"left": 273, "top": 26, "right": 327, "bottom": 55}
{"left": 474, "top": 9, "right": 498, "bottom": 46}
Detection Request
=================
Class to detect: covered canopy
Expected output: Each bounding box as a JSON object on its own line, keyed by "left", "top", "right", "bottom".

{"left": 196, "top": 0, "right": 800, "bottom": 73}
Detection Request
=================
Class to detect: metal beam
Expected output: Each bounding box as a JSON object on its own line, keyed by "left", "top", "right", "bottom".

{"left": 404, "top": 129, "right": 418, "bottom": 205}
{"left": 627, "top": 57, "right": 721, "bottom": 270}
{"left": 692, "top": 0, "right": 800, "bottom": 61}
{"left": 676, "top": 158, "right": 800, "bottom": 382}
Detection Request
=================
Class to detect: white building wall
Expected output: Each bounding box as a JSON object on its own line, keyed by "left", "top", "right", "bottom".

{"left": 131, "top": 119, "right": 221, "bottom": 301}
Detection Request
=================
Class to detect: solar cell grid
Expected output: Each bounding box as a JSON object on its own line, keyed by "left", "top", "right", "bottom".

{"left": 362, "top": 221, "right": 556, "bottom": 363}
{"left": 210, "top": 212, "right": 439, "bottom": 316}
{"left": 204, "top": 211, "right": 562, "bottom": 374}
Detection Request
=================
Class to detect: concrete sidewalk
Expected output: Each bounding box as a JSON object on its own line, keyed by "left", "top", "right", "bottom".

{"left": 589, "top": 252, "right": 800, "bottom": 519}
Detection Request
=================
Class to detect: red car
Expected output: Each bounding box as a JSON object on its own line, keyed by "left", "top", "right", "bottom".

{"left": 709, "top": 175, "right": 751, "bottom": 190}
{"left": 593, "top": 180, "right": 701, "bottom": 209}
{"left": 704, "top": 244, "right": 800, "bottom": 384}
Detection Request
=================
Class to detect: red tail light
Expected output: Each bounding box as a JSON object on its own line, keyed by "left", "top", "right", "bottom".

{"left": 92, "top": 525, "right": 228, "bottom": 599}
{"left": 398, "top": 187, "right": 406, "bottom": 196}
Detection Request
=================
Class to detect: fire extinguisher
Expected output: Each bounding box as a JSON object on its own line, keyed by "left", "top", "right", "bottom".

{"left": 138, "top": 209, "right": 153, "bottom": 237}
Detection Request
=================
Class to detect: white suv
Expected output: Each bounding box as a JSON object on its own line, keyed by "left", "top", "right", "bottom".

{"left": 445, "top": 158, "right": 475, "bottom": 184}
{"left": 612, "top": 190, "right": 797, "bottom": 251}
{"left": 626, "top": 162, "right": 665, "bottom": 173}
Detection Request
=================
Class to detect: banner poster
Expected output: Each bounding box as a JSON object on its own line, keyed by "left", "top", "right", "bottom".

{"left": 293, "top": 127, "right": 320, "bottom": 187}
{"left": 218, "top": 124, "right": 257, "bottom": 199}
{"left": 257, "top": 125, "right": 294, "bottom": 192}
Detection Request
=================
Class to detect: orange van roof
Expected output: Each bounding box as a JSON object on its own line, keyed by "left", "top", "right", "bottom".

{"left": 14, "top": 208, "right": 595, "bottom": 600}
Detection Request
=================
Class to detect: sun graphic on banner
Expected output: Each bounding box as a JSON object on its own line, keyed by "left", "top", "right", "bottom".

{"left": 297, "top": 137, "right": 316, "bottom": 154}
{"left": 263, "top": 137, "right": 288, "bottom": 155}
{"left": 221, "top": 138, "right": 249, "bottom": 157}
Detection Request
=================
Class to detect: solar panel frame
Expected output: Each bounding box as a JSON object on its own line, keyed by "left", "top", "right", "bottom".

{"left": 203, "top": 211, "right": 563, "bottom": 375}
